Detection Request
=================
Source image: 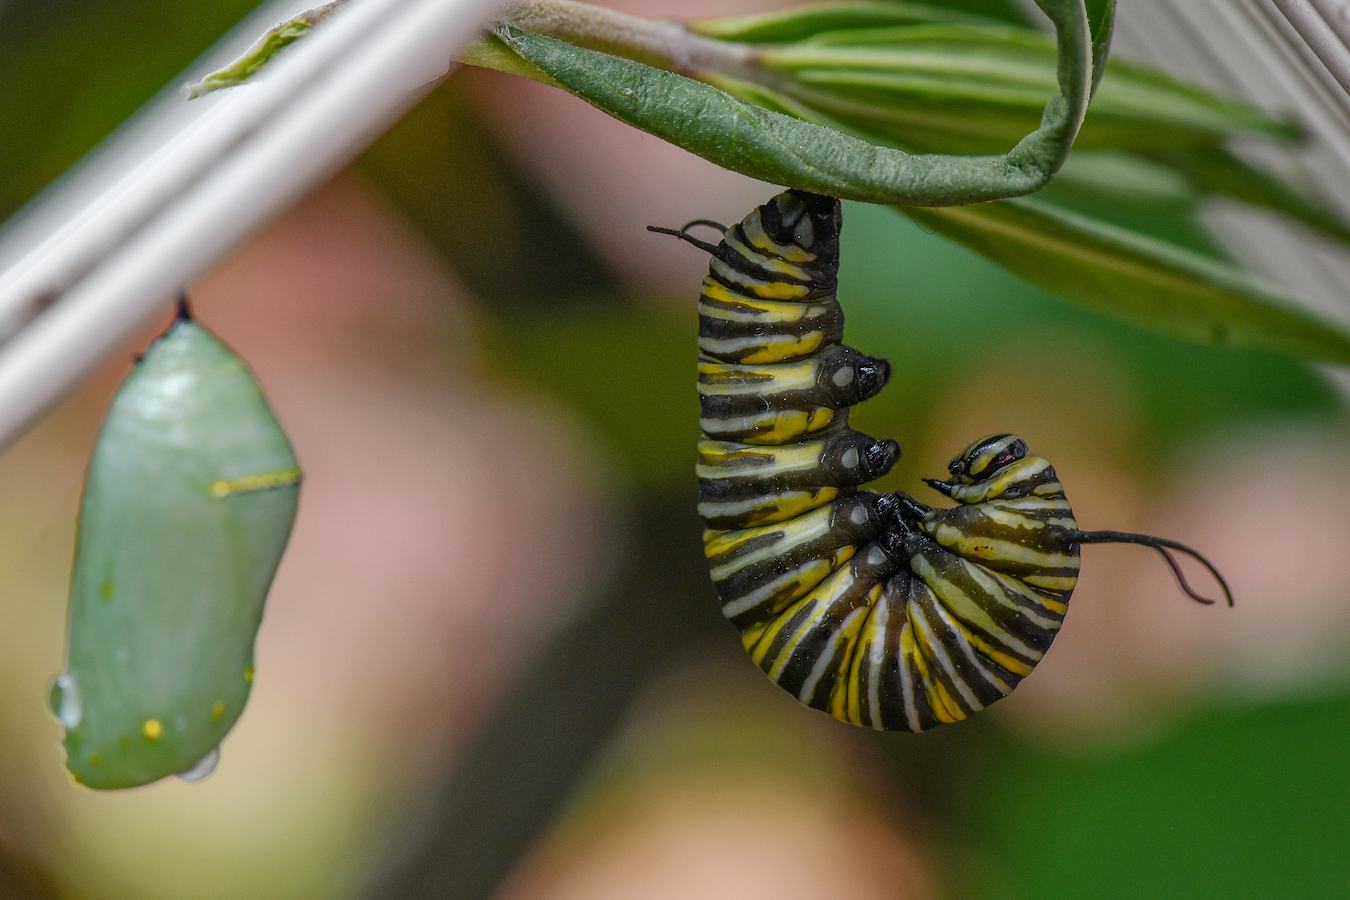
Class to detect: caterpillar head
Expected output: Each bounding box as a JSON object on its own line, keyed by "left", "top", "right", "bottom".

{"left": 947, "top": 433, "right": 1028, "bottom": 482}
{"left": 924, "top": 434, "right": 1056, "bottom": 503}
{"left": 759, "top": 190, "right": 841, "bottom": 272}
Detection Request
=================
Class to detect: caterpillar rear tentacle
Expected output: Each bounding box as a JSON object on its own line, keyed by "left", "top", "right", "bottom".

{"left": 1067, "top": 530, "right": 1233, "bottom": 606}
{"left": 655, "top": 189, "right": 1231, "bottom": 732}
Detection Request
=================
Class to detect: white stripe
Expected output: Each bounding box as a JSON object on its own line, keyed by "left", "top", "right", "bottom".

{"left": 913, "top": 557, "right": 1043, "bottom": 661}
{"left": 931, "top": 602, "right": 1010, "bottom": 698}
{"left": 913, "top": 610, "right": 981, "bottom": 709}
{"left": 709, "top": 514, "right": 831, "bottom": 581}
{"left": 698, "top": 497, "right": 780, "bottom": 519}
{"left": 898, "top": 621, "right": 920, "bottom": 732}
{"left": 699, "top": 332, "right": 807, "bottom": 356}
{"left": 963, "top": 563, "right": 1064, "bottom": 631}
{"left": 699, "top": 412, "right": 791, "bottom": 436}
{"left": 724, "top": 231, "right": 813, "bottom": 281}
{"left": 866, "top": 600, "right": 888, "bottom": 729}
{"left": 721, "top": 567, "right": 809, "bottom": 618}
{"left": 798, "top": 606, "right": 865, "bottom": 704}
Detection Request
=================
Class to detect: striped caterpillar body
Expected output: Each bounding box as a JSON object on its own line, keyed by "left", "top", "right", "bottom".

{"left": 653, "top": 189, "right": 1230, "bottom": 732}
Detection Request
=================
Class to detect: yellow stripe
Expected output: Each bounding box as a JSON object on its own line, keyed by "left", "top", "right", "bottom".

{"left": 699, "top": 330, "right": 827, "bottom": 364}
{"left": 742, "top": 212, "right": 814, "bottom": 263}
{"left": 828, "top": 586, "right": 882, "bottom": 721}
{"left": 962, "top": 562, "right": 1066, "bottom": 631}
{"left": 701, "top": 408, "right": 836, "bottom": 445}
{"left": 926, "top": 675, "right": 966, "bottom": 724}
{"left": 724, "top": 231, "right": 813, "bottom": 281}
{"left": 904, "top": 634, "right": 960, "bottom": 724}
{"left": 721, "top": 554, "right": 847, "bottom": 620}
{"left": 930, "top": 525, "right": 1080, "bottom": 569}
{"left": 1022, "top": 574, "right": 1078, "bottom": 595}
{"left": 211, "top": 465, "right": 302, "bottom": 498}
{"left": 706, "top": 505, "right": 834, "bottom": 577}
{"left": 696, "top": 439, "right": 827, "bottom": 479}
{"left": 933, "top": 606, "right": 1014, "bottom": 693}
{"left": 912, "top": 557, "right": 1043, "bottom": 661}
{"left": 698, "top": 284, "right": 830, "bottom": 323}
{"left": 740, "top": 619, "right": 771, "bottom": 653}
{"left": 698, "top": 487, "right": 838, "bottom": 526}
{"left": 711, "top": 258, "right": 811, "bottom": 300}
{"left": 970, "top": 506, "right": 1047, "bottom": 529}
{"left": 964, "top": 628, "right": 1033, "bottom": 678}
{"left": 697, "top": 357, "right": 818, "bottom": 395}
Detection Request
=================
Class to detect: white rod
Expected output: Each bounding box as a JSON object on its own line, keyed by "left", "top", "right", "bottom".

{"left": 1219, "top": 0, "right": 1350, "bottom": 161}
{"left": 1308, "top": 0, "right": 1350, "bottom": 48}
{"left": 0, "top": 0, "right": 411, "bottom": 324}
{"left": 1255, "top": 0, "right": 1350, "bottom": 123}
{"left": 0, "top": 0, "right": 506, "bottom": 447}
{"left": 1271, "top": 0, "right": 1350, "bottom": 95}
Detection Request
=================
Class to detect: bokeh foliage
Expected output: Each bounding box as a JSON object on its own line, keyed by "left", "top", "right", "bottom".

{"left": 0, "top": 0, "right": 265, "bottom": 225}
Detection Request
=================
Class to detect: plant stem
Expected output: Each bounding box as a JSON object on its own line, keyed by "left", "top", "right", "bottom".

{"left": 501, "top": 0, "right": 763, "bottom": 81}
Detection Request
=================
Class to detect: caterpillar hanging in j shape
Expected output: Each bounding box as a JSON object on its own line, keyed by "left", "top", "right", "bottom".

{"left": 651, "top": 189, "right": 1231, "bottom": 732}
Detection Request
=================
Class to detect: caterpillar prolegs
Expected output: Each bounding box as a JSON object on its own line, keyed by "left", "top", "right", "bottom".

{"left": 652, "top": 190, "right": 1231, "bottom": 732}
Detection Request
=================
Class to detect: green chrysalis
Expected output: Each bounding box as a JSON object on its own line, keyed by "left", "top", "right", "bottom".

{"left": 50, "top": 299, "right": 301, "bottom": 789}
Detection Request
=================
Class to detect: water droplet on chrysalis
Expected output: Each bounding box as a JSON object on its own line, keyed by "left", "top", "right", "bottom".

{"left": 177, "top": 747, "right": 220, "bottom": 783}
{"left": 49, "top": 674, "right": 83, "bottom": 729}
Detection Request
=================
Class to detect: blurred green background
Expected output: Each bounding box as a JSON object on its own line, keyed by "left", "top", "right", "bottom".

{"left": 1, "top": 1, "right": 1348, "bottom": 899}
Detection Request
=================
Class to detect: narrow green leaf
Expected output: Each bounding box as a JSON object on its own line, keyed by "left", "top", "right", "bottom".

{"left": 902, "top": 197, "right": 1350, "bottom": 363}
{"left": 1051, "top": 151, "right": 1194, "bottom": 207}
{"left": 184, "top": 1, "right": 346, "bottom": 99}
{"left": 493, "top": 0, "right": 1104, "bottom": 206}
{"left": 1142, "top": 145, "right": 1350, "bottom": 245}
{"left": 687, "top": 1, "right": 1004, "bottom": 43}
{"left": 741, "top": 25, "right": 1294, "bottom": 154}
{"left": 459, "top": 33, "right": 564, "bottom": 89}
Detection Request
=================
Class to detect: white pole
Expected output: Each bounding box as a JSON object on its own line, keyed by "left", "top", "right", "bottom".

{"left": 0, "top": 0, "right": 506, "bottom": 448}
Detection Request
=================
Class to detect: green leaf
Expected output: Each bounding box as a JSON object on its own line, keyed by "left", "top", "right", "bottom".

{"left": 1141, "top": 145, "right": 1350, "bottom": 245}
{"left": 183, "top": 1, "right": 346, "bottom": 99}
{"left": 902, "top": 197, "right": 1350, "bottom": 364}
{"left": 687, "top": 1, "right": 1005, "bottom": 42}
{"left": 459, "top": 33, "right": 564, "bottom": 89}
{"left": 730, "top": 23, "right": 1293, "bottom": 155}
{"left": 1050, "top": 151, "right": 1195, "bottom": 207}
{"left": 493, "top": 0, "right": 1106, "bottom": 206}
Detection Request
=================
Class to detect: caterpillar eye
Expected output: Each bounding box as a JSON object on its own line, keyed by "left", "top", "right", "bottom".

{"left": 686, "top": 190, "right": 1227, "bottom": 734}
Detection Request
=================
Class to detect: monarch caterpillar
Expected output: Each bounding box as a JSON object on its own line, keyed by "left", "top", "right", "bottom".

{"left": 652, "top": 190, "right": 1231, "bottom": 731}
{"left": 50, "top": 298, "right": 301, "bottom": 787}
